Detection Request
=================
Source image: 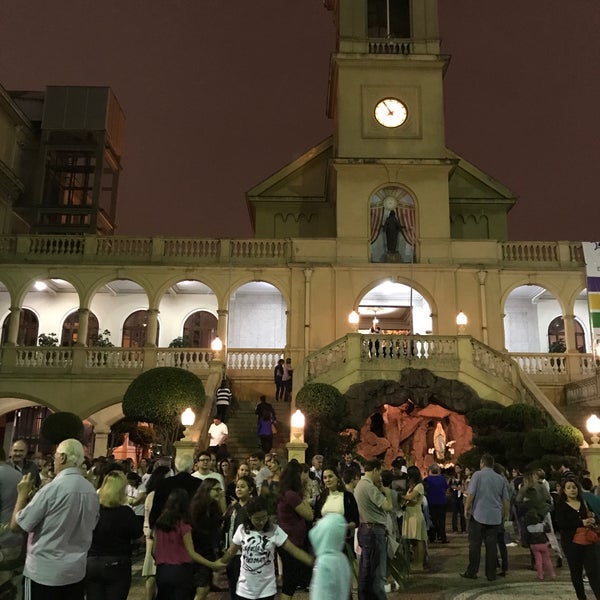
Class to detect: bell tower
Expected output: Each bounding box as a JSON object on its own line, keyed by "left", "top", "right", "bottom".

{"left": 325, "top": 0, "right": 455, "bottom": 262}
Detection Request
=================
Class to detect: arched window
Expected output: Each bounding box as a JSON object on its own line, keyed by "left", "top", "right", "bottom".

{"left": 122, "top": 310, "right": 159, "bottom": 348}
{"left": 60, "top": 311, "right": 99, "bottom": 346}
{"left": 182, "top": 311, "right": 218, "bottom": 347}
{"left": 1, "top": 309, "right": 39, "bottom": 345}
{"left": 547, "top": 316, "right": 586, "bottom": 353}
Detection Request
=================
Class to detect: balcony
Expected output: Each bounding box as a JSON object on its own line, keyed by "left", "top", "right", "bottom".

{"left": 0, "top": 234, "right": 585, "bottom": 269}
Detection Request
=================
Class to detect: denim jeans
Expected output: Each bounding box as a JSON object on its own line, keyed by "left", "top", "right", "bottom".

{"left": 357, "top": 523, "right": 387, "bottom": 600}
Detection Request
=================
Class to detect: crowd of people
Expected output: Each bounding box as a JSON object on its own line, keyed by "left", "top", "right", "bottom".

{"left": 2, "top": 430, "right": 600, "bottom": 600}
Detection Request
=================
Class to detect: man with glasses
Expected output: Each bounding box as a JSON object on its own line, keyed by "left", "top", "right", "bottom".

{"left": 191, "top": 451, "right": 225, "bottom": 489}
{"left": 10, "top": 438, "right": 99, "bottom": 600}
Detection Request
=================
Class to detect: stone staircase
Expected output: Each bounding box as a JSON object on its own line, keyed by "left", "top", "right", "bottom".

{"left": 225, "top": 398, "right": 292, "bottom": 462}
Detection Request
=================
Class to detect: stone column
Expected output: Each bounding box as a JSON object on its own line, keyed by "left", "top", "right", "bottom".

{"left": 563, "top": 314, "right": 576, "bottom": 353}
{"left": 75, "top": 308, "right": 90, "bottom": 346}
{"left": 217, "top": 309, "right": 228, "bottom": 355}
{"left": 5, "top": 306, "right": 21, "bottom": 346}
{"left": 145, "top": 308, "right": 160, "bottom": 347}
{"left": 93, "top": 428, "right": 110, "bottom": 458}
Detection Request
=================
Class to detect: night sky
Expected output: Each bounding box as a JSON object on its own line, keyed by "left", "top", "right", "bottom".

{"left": 1, "top": 1, "right": 598, "bottom": 241}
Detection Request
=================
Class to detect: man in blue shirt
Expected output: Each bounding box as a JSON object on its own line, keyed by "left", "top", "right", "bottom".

{"left": 11, "top": 438, "right": 99, "bottom": 599}
{"left": 460, "top": 453, "right": 510, "bottom": 581}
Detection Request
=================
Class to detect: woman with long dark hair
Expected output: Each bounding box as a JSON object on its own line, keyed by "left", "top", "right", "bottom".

{"left": 223, "top": 475, "right": 257, "bottom": 599}
{"left": 402, "top": 465, "right": 428, "bottom": 572}
{"left": 314, "top": 466, "right": 359, "bottom": 533}
{"left": 153, "top": 488, "right": 219, "bottom": 600}
{"left": 190, "top": 477, "right": 226, "bottom": 600}
{"left": 555, "top": 478, "right": 600, "bottom": 600}
{"left": 142, "top": 465, "right": 171, "bottom": 600}
{"left": 276, "top": 460, "right": 314, "bottom": 600}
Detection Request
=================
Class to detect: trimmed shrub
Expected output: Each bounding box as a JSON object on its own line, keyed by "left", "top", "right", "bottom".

{"left": 539, "top": 424, "right": 584, "bottom": 456}
{"left": 296, "top": 383, "right": 348, "bottom": 455}
{"left": 502, "top": 403, "right": 544, "bottom": 432}
{"left": 41, "top": 412, "right": 84, "bottom": 443}
{"left": 123, "top": 367, "right": 205, "bottom": 453}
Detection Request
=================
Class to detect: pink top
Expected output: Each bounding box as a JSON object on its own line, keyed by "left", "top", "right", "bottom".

{"left": 154, "top": 521, "right": 192, "bottom": 565}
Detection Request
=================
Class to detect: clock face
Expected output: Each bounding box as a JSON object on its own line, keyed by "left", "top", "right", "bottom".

{"left": 374, "top": 98, "right": 408, "bottom": 128}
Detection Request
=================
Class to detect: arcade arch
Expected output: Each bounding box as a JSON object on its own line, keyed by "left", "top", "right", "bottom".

{"left": 504, "top": 285, "right": 590, "bottom": 353}
{"left": 228, "top": 281, "right": 287, "bottom": 348}
{"left": 357, "top": 280, "right": 432, "bottom": 334}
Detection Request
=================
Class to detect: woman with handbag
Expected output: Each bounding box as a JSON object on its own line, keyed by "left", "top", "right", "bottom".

{"left": 555, "top": 478, "right": 600, "bottom": 599}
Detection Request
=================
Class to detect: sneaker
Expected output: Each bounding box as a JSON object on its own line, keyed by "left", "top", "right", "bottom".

{"left": 506, "top": 542, "right": 518, "bottom": 547}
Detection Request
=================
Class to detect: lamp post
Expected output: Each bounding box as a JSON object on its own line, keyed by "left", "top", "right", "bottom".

{"left": 174, "top": 407, "right": 196, "bottom": 461}
{"left": 348, "top": 310, "right": 359, "bottom": 332}
{"left": 286, "top": 409, "right": 308, "bottom": 463}
{"left": 582, "top": 414, "right": 600, "bottom": 482}
{"left": 456, "top": 311, "right": 468, "bottom": 334}
{"left": 211, "top": 336, "right": 223, "bottom": 359}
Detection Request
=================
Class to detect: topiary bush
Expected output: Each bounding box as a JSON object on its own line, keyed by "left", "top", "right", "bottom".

{"left": 123, "top": 367, "right": 205, "bottom": 454}
{"left": 522, "top": 429, "right": 544, "bottom": 460}
{"left": 539, "top": 424, "right": 584, "bottom": 456}
{"left": 502, "top": 403, "right": 545, "bottom": 432}
{"left": 467, "top": 408, "right": 503, "bottom": 433}
{"left": 455, "top": 447, "right": 481, "bottom": 471}
{"left": 41, "top": 412, "right": 84, "bottom": 444}
{"left": 296, "top": 383, "right": 348, "bottom": 455}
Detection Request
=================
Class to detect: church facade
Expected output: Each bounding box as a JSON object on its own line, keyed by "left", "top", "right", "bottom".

{"left": 0, "top": 0, "right": 596, "bottom": 456}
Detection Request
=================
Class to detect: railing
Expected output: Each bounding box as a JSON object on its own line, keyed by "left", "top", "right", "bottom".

{"left": 471, "top": 339, "right": 515, "bottom": 385}
{"left": 306, "top": 338, "right": 349, "bottom": 380}
{"left": 510, "top": 352, "right": 599, "bottom": 378}
{"left": 0, "top": 235, "right": 292, "bottom": 264}
{"left": 15, "top": 348, "right": 73, "bottom": 368}
{"left": 565, "top": 373, "right": 599, "bottom": 406}
{"left": 0, "top": 346, "right": 232, "bottom": 376}
{"left": 156, "top": 349, "right": 213, "bottom": 370}
{"left": 305, "top": 334, "right": 460, "bottom": 382}
{"left": 511, "top": 353, "right": 567, "bottom": 375}
{"left": 0, "top": 234, "right": 584, "bottom": 268}
{"left": 86, "top": 348, "right": 144, "bottom": 369}
{"left": 360, "top": 334, "right": 457, "bottom": 361}
{"left": 368, "top": 39, "right": 413, "bottom": 55}
{"left": 227, "top": 349, "right": 284, "bottom": 371}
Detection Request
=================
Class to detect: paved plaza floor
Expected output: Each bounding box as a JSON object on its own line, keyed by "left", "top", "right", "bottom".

{"left": 126, "top": 530, "right": 583, "bottom": 600}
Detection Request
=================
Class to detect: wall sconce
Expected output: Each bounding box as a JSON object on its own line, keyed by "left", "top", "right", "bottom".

{"left": 348, "top": 311, "right": 359, "bottom": 332}
{"left": 587, "top": 414, "right": 600, "bottom": 447}
{"left": 211, "top": 336, "right": 223, "bottom": 358}
{"left": 290, "top": 409, "right": 305, "bottom": 443}
{"left": 181, "top": 407, "right": 196, "bottom": 441}
{"left": 456, "top": 311, "right": 468, "bottom": 334}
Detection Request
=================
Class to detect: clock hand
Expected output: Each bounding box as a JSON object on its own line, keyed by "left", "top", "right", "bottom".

{"left": 383, "top": 101, "right": 394, "bottom": 116}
